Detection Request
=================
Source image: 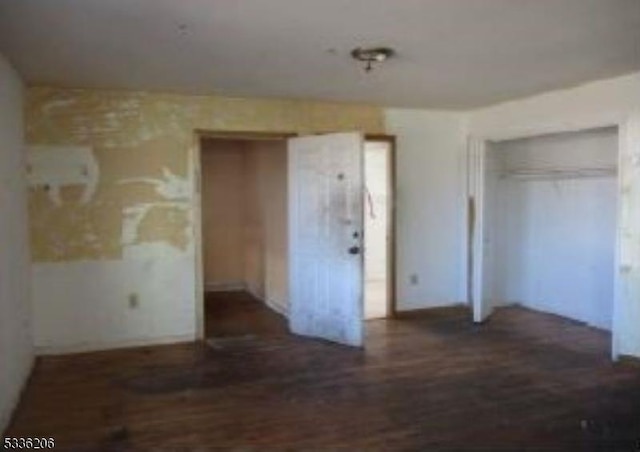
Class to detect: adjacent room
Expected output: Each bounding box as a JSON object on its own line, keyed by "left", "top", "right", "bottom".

{"left": 199, "top": 136, "right": 290, "bottom": 338}
{"left": 1, "top": 0, "right": 640, "bottom": 449}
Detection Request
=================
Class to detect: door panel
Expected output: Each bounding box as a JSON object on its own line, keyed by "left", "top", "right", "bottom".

{"left": 288, "top": 133, "right": 364, "bottom": 346}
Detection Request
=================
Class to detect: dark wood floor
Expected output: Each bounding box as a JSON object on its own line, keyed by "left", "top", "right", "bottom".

{"left": 7, "top": 295, "right": 640, "bottom": 451}
{"left": 205, "top": 290, "right": 288, "bottom": 338}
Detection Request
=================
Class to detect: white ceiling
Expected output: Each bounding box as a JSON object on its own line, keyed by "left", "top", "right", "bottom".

{"left": 0, "top": 0, "right": 638, "bottom": 109}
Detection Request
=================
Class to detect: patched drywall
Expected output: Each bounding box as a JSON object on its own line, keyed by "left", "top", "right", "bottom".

{"left": 0, "top": 54, "right": 32, "bottom": 433}
{"left": 27, "top": 145, "right": 99, "bottom": 205}
{"left": 27, "top": 86, "right": 383, "bottom": 352}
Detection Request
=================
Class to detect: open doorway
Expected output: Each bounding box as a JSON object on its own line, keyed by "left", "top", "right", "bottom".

{"left": 199, "top": 136, "right": 289, "bottom": 338}
{"left": 364, "top": 139, "right": 395, "bottom": 320}
{"left": 197, "top": 133, "right": 396, "bottom": 341}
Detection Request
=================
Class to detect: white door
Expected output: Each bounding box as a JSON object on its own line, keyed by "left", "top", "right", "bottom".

{"left": 468, "top": 138, "right": 495, "bottom": 322}
{"left": 288, "top": 132, "right": 364, "bottom": 346}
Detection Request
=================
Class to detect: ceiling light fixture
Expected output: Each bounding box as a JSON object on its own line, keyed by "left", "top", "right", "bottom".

{"left": 351, "top": 47, "right": 395, "bottom": 72}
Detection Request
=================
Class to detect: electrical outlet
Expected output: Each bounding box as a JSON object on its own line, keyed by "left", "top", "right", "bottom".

{"left": 410, "top": 274, "right": 419, "bottom": 285}
{"left": 128, "top": 293, "right": 139, "bottom": 309}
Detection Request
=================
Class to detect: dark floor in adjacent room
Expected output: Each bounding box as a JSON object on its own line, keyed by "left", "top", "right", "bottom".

{"left": 7, "top": 295, "right": 640, "bottom": 451}
{"left": 205, "top": 290, "right": 288, "bottom": 338}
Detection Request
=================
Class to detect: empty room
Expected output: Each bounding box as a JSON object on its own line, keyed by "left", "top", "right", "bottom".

{"left": 1, "top": 1, "right": 640, "bottom": 450}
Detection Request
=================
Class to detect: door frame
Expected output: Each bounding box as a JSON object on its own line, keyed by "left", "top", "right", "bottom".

{"left": 465, "top": 118, "right": 632, "bottom": 360}
{"left": 191, "top": 130, "right": 397, "bottom": 340}
{"left": 467, "top": 137, "right": 487, "bottom": 324}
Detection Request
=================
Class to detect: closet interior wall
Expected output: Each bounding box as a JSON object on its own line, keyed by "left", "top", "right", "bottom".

{"left": 484, "top": 127, "right": 618, "bottom": 330}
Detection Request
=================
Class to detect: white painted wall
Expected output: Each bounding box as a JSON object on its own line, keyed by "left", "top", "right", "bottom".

{"left": 0, "top": 54, "right": 33, "bottom": 433}
{"left": 384, "top": 109, "right": 468, "bottom": 309}
{"left": 469, "top": 73, "right": 640, "bottom": 139}
{"left": 485, "top": 128, "right": 618, "bottom": 330}
{"left": 33, "top": 243, "right": 196, "bottom": 354}
{"left": 468, "top": 72, "right": 640, "bottom": 358}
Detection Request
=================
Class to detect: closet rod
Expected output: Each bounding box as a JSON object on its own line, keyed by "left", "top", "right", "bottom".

{"left": 500, "top": 166, "right": 617, "bottom": 180}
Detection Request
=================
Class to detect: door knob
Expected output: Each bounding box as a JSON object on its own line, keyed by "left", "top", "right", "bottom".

{"left": 348, "top": 246, "right": 360, "bottom": 255}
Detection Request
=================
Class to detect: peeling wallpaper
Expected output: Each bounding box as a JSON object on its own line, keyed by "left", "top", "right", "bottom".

{"left": 26, "top": 87, "right": 384, "bottom": 262}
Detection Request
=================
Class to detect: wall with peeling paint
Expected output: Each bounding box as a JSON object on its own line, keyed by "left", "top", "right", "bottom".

{"left": 27, "top": 87, "right": 383, "bottom": 353}
{"left": 0, "top": 54, "right": 33, "bottom": 433}
{"left": 28, "top": 77, "right": 638, "bottom": 356}
{"left": 468, "top": 72, "right": 640, "bottom": 358}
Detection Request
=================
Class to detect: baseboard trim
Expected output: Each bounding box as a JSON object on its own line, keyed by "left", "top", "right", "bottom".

{"left": 205, "top": 282, "right": 246, "bottom": 292}
{"left": 242, "top": 287, "right": 289, "bottom": 318}
{"left": 264, "top": 298, "right": 289, "bottom": 318}
{"left": 35, "top": 333, "right": 196, "bottom": 356}
{"left": 618, "top": 355, "right": 640, "bottom": 366}
{"left": 245, "top": 284, "right": 264, "bottom": 302}
{"left": 394, "top": 303, "right": 469, "bottom": 318}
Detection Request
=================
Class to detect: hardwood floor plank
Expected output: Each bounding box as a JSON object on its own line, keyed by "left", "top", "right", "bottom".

{"left": 6, "top": 297, "right": 640, "bottom": 450}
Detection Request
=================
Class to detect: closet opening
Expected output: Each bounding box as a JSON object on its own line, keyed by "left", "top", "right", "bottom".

{"left": 197, "top": 134, "right": 396, "bottom": 341}
{"left": 473, "top": 126, "right": 618, "bottom": 345}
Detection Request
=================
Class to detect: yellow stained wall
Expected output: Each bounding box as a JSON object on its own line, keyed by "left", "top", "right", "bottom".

{"left": 26, "top": 87, "right": 384, "bottom": 262}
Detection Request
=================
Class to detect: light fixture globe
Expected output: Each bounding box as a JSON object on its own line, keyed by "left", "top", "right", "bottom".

{"left": 351, "top": 47, "right": 395, "bottom": 72}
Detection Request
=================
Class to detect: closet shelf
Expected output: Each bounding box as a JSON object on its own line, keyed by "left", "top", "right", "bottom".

{"left": 500, "top": 166, "right": 617, "bottom": 180}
